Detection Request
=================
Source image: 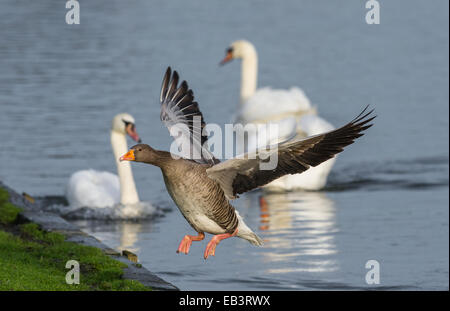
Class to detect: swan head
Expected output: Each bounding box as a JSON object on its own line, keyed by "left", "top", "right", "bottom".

{"left": 112, "top": 113, "right": 142, "bottom": 143}
{"left": 119, "top": 144, "right": 155, "bottom": 163}
{"left": 220, "top": 40, "right": 257, "bottom": 65}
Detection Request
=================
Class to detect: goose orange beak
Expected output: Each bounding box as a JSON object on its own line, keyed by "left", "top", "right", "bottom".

{"left": 119, "top": 149, "right": 135, "bottom": 162}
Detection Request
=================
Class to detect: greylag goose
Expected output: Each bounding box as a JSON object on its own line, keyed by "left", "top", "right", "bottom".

{"left": 120, "top": 67, "right": 375, "bottom": 259}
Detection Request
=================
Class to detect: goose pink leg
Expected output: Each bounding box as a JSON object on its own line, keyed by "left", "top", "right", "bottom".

{"left": 177, "top": 232, "right": 205, "bottom": 255}
{"left": 204, "top": 228, "right": 238, "bottom": 259}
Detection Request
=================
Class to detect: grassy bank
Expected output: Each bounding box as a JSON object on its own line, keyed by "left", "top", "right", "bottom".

{"left": 0, "top": 187, "right": 150, "bottom": 291}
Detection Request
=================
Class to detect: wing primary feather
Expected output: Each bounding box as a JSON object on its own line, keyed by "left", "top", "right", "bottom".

{"left": 165, "top": 71, "right": 179, "bottom": 102}
{"left": 158, "top": 67, "right": 219, "bottom": 165}
{"left": 160, "top": 67, "right": 171, "bottom": 103}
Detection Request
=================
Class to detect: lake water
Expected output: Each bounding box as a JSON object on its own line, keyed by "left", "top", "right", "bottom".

{"left": 0, "top": 0, "right": 448, "bottom": 290}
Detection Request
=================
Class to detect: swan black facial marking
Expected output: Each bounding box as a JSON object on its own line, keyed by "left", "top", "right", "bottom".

{"left": 226, "top": 47, "right": 233, "bottom": 54}
{"left": 122, "top": 119, "right": 136, "bottom": 132}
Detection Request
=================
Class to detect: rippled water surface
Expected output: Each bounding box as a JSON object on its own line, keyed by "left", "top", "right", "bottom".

{"left": 0, "top": 0, "right": 448, "bottom": 290}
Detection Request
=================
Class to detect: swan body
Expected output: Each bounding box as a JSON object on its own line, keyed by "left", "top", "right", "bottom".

{"left": 222, "top": 40, "right": 336, "bottom": 190}
{"left": 66, "top": 169, "right": 120, "bottom": 209}
{"left": 66, "top": 113, "right": 142, "bottom": 209}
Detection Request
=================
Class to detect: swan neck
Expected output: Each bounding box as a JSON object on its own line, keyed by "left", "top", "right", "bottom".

{"left": 240, "top": 49, "right": 258, "bottom": 105}
{"left": 111, "top": 130, "right": 140, "bottom": 205}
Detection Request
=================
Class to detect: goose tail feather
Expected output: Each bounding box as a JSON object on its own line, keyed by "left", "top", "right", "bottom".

{"left": 235, "top": 211, "right": 263, "bottom": 246}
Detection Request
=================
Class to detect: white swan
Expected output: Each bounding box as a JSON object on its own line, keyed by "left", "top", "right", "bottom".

{"left": 220, "top": 39, "right": 336, "bottom": 191}
{"left": 66, "top": 113, "right": 144, "bottom": 211}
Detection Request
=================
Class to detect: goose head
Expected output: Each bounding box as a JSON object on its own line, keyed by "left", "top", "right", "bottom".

{"left": 220, "top": 40, "right": 257, "bottom": 65}
{"left": 119, "top": 144, "right": 156, "bottom": 164}
{"left": 112, "top": 113, "right": 142, "bottom": 143}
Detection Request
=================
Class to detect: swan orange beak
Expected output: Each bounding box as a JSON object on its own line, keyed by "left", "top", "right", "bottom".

{"left": 126, "top": 123, "right": 142, "bottom": 143}
{"left": 219, "top": 51, "right": 233, "bottom": 66}
{"left": 119, "top": 149, "right": 135, "bottom": 162}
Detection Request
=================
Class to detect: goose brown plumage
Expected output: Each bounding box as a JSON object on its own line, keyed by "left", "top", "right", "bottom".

{"left": 120, "top": 67, "right": 376, "bottom": 259}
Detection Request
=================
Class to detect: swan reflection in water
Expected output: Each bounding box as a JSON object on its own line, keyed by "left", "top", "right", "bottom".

{"left": 241, "top": 190, "right": 339, "bottom": 275}
{"left": 72, "top": 220, "right": 143, "bottom": 254}
{"left": 116, "top": 222, "right": 142, "bottom": 253}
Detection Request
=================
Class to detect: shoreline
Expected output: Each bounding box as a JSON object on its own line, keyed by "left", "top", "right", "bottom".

{"left": 0, "top": 180, "right": 178, "bottom": 291}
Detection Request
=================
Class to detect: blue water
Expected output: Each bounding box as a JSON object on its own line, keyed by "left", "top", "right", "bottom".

{"left": 0, "top": 0, "right": 448, "bottom": 290}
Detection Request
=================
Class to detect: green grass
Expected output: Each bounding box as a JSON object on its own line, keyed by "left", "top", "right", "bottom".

{"left": 0, "top": 188, "right": 21, "bottom": 224}
{"left": 0, "top": 187, "right": 150, "bottom": 291}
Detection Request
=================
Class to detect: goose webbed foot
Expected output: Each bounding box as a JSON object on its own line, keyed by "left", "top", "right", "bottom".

{"left": 204, "top": 228, "right": 238, "bottom": 259}
{"left": 176, "top": 232, "right": 205, "bottom": 255}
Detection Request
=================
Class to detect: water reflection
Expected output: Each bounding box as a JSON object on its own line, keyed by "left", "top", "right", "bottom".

{"left": 73, "top": 220, "right": 145, "bottom": 254}
{"left": 117, "top": 222, "right": 142, "bottom": 253}
{"left": 248, "top": 191, "right": 339, "bottom": 274}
